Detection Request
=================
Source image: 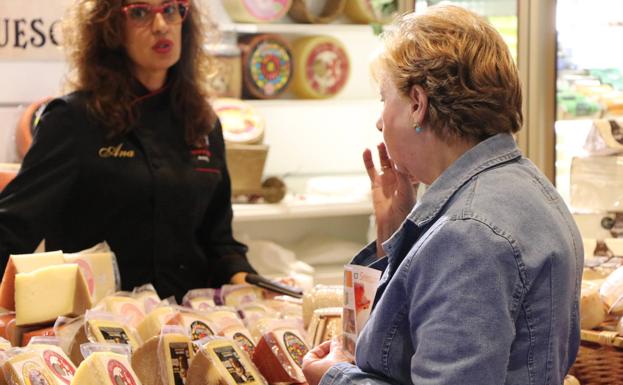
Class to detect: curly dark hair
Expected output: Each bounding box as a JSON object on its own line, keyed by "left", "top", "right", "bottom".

{"left": 62, "top": 0, "right": 216, "bottom": 144}
{"left": 377, "top": 5, "right": 523, "bottom": 142}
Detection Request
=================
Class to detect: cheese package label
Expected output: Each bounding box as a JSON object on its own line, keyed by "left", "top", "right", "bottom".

{"left": 131, "top": 333, "right": 194, "bottom": 385}
{"left": 70, "top": 319, "right": 140, "bottom": 365}
{"left": 3, "top": 351, "right": 58, "bottom": 385}
{"left": 15, "top": 264, "right": 92, "bottom": 326}
{"left": 186, "top": 339, "right": 266, "bottom": 385}
{"left": 179, "top": 313, "right": 215, "bottom": 341}
{"left": 40, "top": 347, "right": 77, "bottom": 384}
{"left": 252, "top": 328, "right": 308, "bottom": 383}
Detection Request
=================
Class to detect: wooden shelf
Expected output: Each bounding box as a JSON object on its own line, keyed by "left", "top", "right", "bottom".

{"left": 219, "top": 23, "right": 378, "bottom": 35}
{"left": 233, "top": 197, "right": 372, "bottom": 222}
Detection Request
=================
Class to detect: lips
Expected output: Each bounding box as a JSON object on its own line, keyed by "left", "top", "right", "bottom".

{"left": 152, "top": 39, "right": 173, "bottom": 54}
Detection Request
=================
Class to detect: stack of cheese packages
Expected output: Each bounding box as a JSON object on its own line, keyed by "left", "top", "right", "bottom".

{"left": 580, "top": 238, "right": 623, "bottom": 332}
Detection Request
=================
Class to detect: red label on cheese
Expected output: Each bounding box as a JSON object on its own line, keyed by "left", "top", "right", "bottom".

{"left": 43, "top": 350, "right": 75, "bottom": 384}
{"left": 22, "top": 361, "right": 54, "bottom": 385}
{"left": 107, "top": 359, "right": 137, "bottom": 385}
{"left": 190, "top": 320, "right": 214, "bottom": 341}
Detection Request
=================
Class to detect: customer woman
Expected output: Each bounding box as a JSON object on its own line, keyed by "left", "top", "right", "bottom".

{"left": 303, "top": 5, "right": 582, "bottom": 385}
{"left": 0, "top": 0, "right": 256, "bottom": 301}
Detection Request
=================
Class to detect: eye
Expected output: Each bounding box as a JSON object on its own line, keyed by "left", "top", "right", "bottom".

{"left": 128, "top": 6, "right": 149, "bottom": 20}
{"left": 162, "top": 2, "right": 177, "bottom": 16}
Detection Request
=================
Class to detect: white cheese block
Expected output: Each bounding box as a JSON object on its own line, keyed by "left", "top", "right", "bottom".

{"left": 70, "top": 352, "right": 142, "bottom": 385}
{"left": 15, "top": 264, "right": 93, "bottom": 326}
{"left": 186, "top": 338, "right": 266, "bottom": 385}
{"left": 131, "top": 333, "right": 194, "bottom": 385}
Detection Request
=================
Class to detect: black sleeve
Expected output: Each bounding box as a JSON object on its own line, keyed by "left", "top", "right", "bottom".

{"left": 0, "top": 99, "right": 80, "bottom": 272}
{"left": 197, "top": 120, "right": 256, "bottom": 287}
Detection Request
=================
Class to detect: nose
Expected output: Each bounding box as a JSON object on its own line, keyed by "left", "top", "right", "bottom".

{"left": 151, "top": 12, "right": 169, "bottom": 34}
{"left": 376, "top": 117, "right": 383, "bottom": 132}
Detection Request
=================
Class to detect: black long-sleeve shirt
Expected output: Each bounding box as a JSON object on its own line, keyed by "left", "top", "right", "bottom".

{"left": 0, "top": 86, "right": 255, "bottom": 301}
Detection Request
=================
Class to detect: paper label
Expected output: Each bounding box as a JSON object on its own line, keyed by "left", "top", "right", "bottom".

{"left": 168, "top": 342, "right": 191, "bottom": 385}
{"left": 43, "top": 350, "right": 75, "bottom": 384}
{"left": 214, "top": 345, "right": 255, "bottom": 384}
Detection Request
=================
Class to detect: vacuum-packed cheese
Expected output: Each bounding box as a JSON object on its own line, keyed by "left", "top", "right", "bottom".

{"left": 2, "top": 351, "right": 58, "bottom": 385}
{"left": 252, "top": 327, "right": 308, "bottom": 383}
{"left": 70, "top": 352, "right": 141, "bottom": 385}
{"left": 63, "top": 252, "right": 117, "bottom": 304}
{"left": 29, "top": 344, "right": 77, "bottom": 385}
{"left": 306, "top": 307, "right": 342, "bottom": 347}
{"left": 101, "top": 296, "right": 146, "bottom": 328}
{"left": 137, "top": 307, "right": 181, "bottom": 343}
{"left": 15, "top": 264, "right": 92, "bottom": 326}
{"left": 131, "top": 333, "right": 194, "bottom": 385}
{"left": 69, "top": 318, "right": 140, "bottom": 365}
{"left": 186, "top": 338, "right": 266, "bottom": 385}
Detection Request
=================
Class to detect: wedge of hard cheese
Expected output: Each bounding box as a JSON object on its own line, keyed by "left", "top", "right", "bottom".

{"left": 252, "top": 327, "right": 308, "bottom": 383}
{"left": 137, "top": 307, "right": 181, "bottom": 343}
{"left": 0, "top": 250, "right": 64, "bottom": 310}
{"left": 186, "top": 338, "right": 266, "bottom": 385}
{"left": 29, "top": 343, "right": 77, "bottom": 385}
{"left": 131, "top": 333, "right": 194, "bottom": 385}
{"left": 15, "top": 264, "right": 92, "bottom": 326}
{"left": 70, "top": 352, "right": 141, "bottom": 385}
{"left": 2, "top": 350, "right": 59, "bottom": 385}
{"left": 69, "top": 318, "right": 140, "bottom": 365}
{"left": 63, "top": 252, "right": 117, "bottom": 304}
{"left": 101, "top": 296, "right": 145, "bottom": 328}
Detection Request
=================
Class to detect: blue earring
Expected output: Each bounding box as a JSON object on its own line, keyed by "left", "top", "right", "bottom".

{"left": 414, "top": 123, "right": 422, "bottom": 133}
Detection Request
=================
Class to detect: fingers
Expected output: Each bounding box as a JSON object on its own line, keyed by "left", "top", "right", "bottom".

{"left": 377, "top": 142, "right": 393, "bottom": 171}
{"left": 362, "top": 148, "right": 377, "bottom": 182}
{"left": 306, "top": 340, "right": 332, "bottom": 361}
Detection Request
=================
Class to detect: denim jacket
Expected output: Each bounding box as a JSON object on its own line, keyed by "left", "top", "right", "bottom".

{"left": 321, "top": 133, "right": 583, "bottom": 385}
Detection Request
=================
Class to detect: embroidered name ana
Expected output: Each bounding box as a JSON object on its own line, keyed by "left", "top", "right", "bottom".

{"left": 98, "top": 144, "right": 135, "bottom": 158}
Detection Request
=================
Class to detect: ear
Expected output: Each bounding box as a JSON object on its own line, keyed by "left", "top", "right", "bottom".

{"left": 408, "top": 84, "right": 428, "bottom": 125}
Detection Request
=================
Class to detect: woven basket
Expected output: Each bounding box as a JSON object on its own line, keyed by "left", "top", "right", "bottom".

{"left": 570, "top": 329, "right": 623, "bottom": 384}
{"left": 225, "top": 143, "right": 268, "bottom": 196}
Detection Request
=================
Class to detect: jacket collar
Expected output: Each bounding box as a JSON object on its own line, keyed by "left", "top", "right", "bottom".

{"left": 407, "top": 133, "right": 522, "bottom": 227}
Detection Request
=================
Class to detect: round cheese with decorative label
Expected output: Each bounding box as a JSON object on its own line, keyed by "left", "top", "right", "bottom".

{"left": 240, "top": 34, "right": 293, "bottom": 99}
{"left": 291, "top": 36, "right": 350, "bottom": 99}
{"left": 222, "top": 0, "right": 292, "bottom": 23}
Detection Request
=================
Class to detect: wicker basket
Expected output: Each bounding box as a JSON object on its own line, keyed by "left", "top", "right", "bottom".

{"left": 570, "top": 329, "right": 623, "bottom": 384}
{"left": 225, "top": 143, "right": 268, "bottom": 196}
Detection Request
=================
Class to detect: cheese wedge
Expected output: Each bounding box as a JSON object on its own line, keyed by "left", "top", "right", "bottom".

{"left": 2, "top": 351, "right": 59, "bottom": 385}
{"left": 306, "top": 307, "right": 342, "bottom": 347}
{"left": 137, "top": 307, "right": 181, "bottom": 343}
{"left": 70, "top": 352, "right": 142, "bottom": 385}
{"left": 64, "top": 252, "right": 117, "bottom": 304}
{"left": 0, "top": 250, "right": 64, "bottom": 310}
{"left": 131, "top": 333, "right": 194, "bottom": 385}
{"left": 179, "top": 312, "right": 216, "bottom": 341}
{"left": 252, "top": 327, "right": 308, "bottom": 383}
{"left": 186, "top": 339, "right": 266, "bottom": 385}
{"left": 69, "top": 318, "right": 140, "bottom": 365}
{"left": 15, "top": 264, "right": 92, "bottom": 326}
{"left": 29, "top": 344, "right": 77, "bottom": 385}
{"left": 101, "top": 296, "right": 145, "bottom": 328}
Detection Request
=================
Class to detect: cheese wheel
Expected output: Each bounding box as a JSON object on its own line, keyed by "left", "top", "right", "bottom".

{"left": 15, "top": 264, "right": 92, "bottom": 326}
{"left": 211, "top": 98, "right": 265, "bottom": 144}
{"left": 101, "top": 296, "right": 145, "bottom": 328}
{"left": 3, "top": 351, "right": 58, "bottom": 385}
{"left": 69, "top": 318, "right": 140, "bottom": 365}
{"left": 131, "top": 333, "right": 194, "bottom": 385}
{"left": 70, "top": 352, "right": 141, "bottom": 385}
{"left": 288, "top": 0, "right": 346, "bottom": 24}
{"left": 252, "top": 328, "right": 308, "bottom": 383}
{"left": 221, "top": 0, "right": 292, "bottom": 23}
{"left": 240, "top": 34, "right": 293, "bottom": 99}
{"left": 0, "top": 251, "right": 65, "bottom": 311}
{"left": 63, "top": 252, "right": 117, "bottom": 304}
{"left": 291, "top": 36, "right": 350, "bottom": 99}
{"left": 186, "top": 339, "right": 266, "bottom": 385}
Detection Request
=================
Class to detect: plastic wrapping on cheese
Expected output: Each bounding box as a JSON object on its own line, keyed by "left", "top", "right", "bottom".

{"left": 177, "top": 309, "right": 216, "bottom": 342}
{"left": 0, "top": 337, "right": 10, "bottom": 352}
{"left": 71, "top": 345, "right": 140, "bottom": 385}
{"left": 302, "top": 285, "right": 344, "bottom": 328}
{"left": 186, "top": 337, "right": 267, "bottom": 385}
{"left": 137, "top": 307, "right": 182, "bottom": 343}
{"left": 221, "top": 0, "right": 292, "bottom": 23}
{"left": 306, "top": 307, "right": 342, "bottom": 347}
{"left": 237, "top": 303, "right": 271, "bottom": 329}
{"left": 131, "top": 285, "right": 162, "bottom": 315}
{"left": 251, "top": 320, "right": 308, "bottom": 384}
{"left": 2, "top": 350, "right": 59, "bottom": 385}
{"left": 100, "top": 296, "right": 146, "bottom": 328}
{"left": 22, "top": 326, "right": 55, "bottom": 347}
{"left": 0, "top": 251, "right": 65, "bottom": 311}
{"left": 15, "top": 264, "right": 92, "bottom": 327}
{"left": 291, "top": 36, "right": 350, "bottom": 99}
{"left": 263, "top": 296, "right": 303, "bottom": 319}
{"left": 182, "top": 289, "right": 216, "bottom": 311}
{"left": 203, "top": 311, "right": 256, "bottom": 357}
{"left": 26, "top": 339, "right": 77, "bottom": 385}
{"left": 581, "top": 280, "right": 606, "bottom": 330}
{"left": 600, "top": 266, "right": 623, "bottom": 314}
{"left": 131, "top": 329, "right": 194, "bottom": 385}
{"left": 220, "top": 285, "right": 264, "bottom": 308}
{"left": 63, "top": 251, "right": 119, "bottom": 305}
{"left": 211, "top": 98, "right": 265, "bottom": 145}
{"left": 240, "top": 34, "right": 293, "bottom": 99}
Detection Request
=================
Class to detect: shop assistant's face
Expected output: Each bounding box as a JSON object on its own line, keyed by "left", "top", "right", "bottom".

{"left": 123, "top": 0, "right": 184, "bottom": 88}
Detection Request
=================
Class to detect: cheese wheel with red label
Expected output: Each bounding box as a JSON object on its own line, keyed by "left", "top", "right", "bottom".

{"left": 291, "top": 36, "right": 350, "bottom": 99}
{"left": 70, "top": 352, "right": 142, "bottom": 385}
{"left": 222, "top": 0, "right": 292, "bottom": 23}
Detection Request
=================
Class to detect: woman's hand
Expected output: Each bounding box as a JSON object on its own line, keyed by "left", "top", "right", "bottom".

{"left": 230, "top": 272, "right": 248, "bottom": 285}
{"left": 302, "top": 337, "right": 352, "bottom": 385}
{"left": 363, "top": 143, "right": 418, "bottom": 256}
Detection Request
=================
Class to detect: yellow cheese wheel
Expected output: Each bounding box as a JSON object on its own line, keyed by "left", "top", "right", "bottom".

{"left": 222, "top": 0, "right": 292, "bottom": 23}
{"left": 240, "top": 34, "right": 293, "bottom": 99}
{"left": 291, "top": 36, "right": 350, "bottom": 99}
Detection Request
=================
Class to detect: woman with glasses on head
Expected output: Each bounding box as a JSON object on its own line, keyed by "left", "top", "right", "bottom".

{"left": 0, "top": 0, "right": 256, "bottom": 302}
{"left": 302, "top": 5, "right": 582, "bottom": 385}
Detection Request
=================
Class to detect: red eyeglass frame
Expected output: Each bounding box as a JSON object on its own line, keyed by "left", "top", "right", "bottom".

{"left": 121, "top": 1, "right": 191, "bottom": 25}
